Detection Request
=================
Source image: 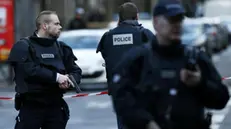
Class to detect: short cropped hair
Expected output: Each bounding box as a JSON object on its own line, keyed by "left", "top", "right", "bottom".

{"left": 118, "top": 2, "right": 138, "bottom": 21}
{"left": 35, "top": 10, "right": 57, "bottom": 29}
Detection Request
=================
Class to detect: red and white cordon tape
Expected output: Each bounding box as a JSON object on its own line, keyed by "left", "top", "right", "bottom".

{"left": 0, "top": 91, "right": 108, "bottom": 101}
{"left": 63, "top": 91, "right": 108, "bottom": 99}
{"left": 222, "top": 76, "right": 231, "bottom": 80}
{"left": 1, "top": 76, "right": 231, "bottom": 101}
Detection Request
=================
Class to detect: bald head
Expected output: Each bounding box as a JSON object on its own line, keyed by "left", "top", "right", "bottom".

{"left": 35, "top": 10, "right": 57, "bottom": 30}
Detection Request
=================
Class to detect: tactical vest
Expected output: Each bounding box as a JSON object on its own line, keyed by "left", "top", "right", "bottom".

{"left": 104, "top": 25, "right": 146, "bottom": 81}
{"left": 28, "top": 39, "right": 65, "bottom": 74}
{"left": 18, "top": 37, "right": 65, "bottom": 93}
{"left": 137, "top": 44, "right": 206, "bottom": 129}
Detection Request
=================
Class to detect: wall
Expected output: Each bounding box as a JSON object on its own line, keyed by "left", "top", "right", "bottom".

{"left": 43, "top": 0, "right": 76, "bottom": 28}
{"left": 14, "top": 0, "right": 40, "bottom": 40}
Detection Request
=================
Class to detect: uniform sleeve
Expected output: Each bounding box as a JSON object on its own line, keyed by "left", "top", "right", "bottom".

{"left": 141, "top": 29, "right": 155, "bottom": 43}
{"left": 8, "top": 40, "right": 57, "bottom": 83}
{"left": 111, "top": 47, "right": 154, "bottom": 129}
{"left": 60, "top": 42, "right": 82, "bottom": 84}
{"left": 96, "top": 32, "right": 108, "bottom": 59}
{"left": 193, "top": 52, "right": 230, "bottom": 109}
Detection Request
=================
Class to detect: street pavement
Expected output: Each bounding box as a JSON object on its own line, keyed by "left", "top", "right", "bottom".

{"left": 1, "top": 47, "right": 231, "bottom": 129}
{"left": 211, "top": 47, "right": 231, "bottom": 129}
{"left": 210, "top": 89, "right": 231, "bottom": 129}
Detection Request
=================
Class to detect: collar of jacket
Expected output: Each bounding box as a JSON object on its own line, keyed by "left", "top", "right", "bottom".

{"left": 151, "top": 36, "right": 184, "bottom": 58}
{"left": 29, "top": 31, "right": 57, "bottom": 47}
{"left": 119, "top": 20, "right": 141, "bottom": 27}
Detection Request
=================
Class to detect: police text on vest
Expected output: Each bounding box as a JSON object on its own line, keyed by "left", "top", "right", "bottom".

{"left": 113, "top": 34, "right": 133, "bottom": 45}
{"left": 41, "top": 54, "right": 55, "bottom": 58}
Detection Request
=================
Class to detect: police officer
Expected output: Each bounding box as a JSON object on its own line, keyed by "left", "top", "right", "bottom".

{"left": 96, "top": 2, "right": 154, "bottom": 129}
{"left": 111, "top": 1, "right": 230, "bottom": 129}
{"left": 97, "top": 2, "right": 154, "bottom": 86}
{"left": 8, "top": 10, "right": 82, "bottom": 129}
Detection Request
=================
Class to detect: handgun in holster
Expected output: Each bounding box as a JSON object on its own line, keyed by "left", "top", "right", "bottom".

{"left": 68, "top": 75, "right": 81, "bottom": 93}
{"left": 15, "top": 93, "right": 23, "bottom": 111}
{"left": 204, "top": 112, "right": 212, "bottom": 127}
{"left": 61, "top": 99, "right": 70, "bottom": 122}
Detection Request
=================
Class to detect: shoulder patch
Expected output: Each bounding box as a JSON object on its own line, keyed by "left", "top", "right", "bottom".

{"left": 112, "top": 74, "right": 121, "bottom": 83}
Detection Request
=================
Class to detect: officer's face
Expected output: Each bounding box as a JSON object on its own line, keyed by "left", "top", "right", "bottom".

{"left": 154, "top": 14, "right": 184, "bottom": 42}
{"left": 46, "top": 14, "right": 62, "bottom": 39}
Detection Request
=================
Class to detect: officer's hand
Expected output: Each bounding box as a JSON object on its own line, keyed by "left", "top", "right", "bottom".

{"left": 63, "top": 74, "right": 74, "bottom": 88}
{"left": 59, "top": 81, "right": 70, "bottom": 89}
{"left": 180, "top": 65, "right": 201, "bottom": 87}
{"left": 146, "top": 121, "right": 161, "bottom": 129}
{"left": 57, "top": 73, "right": 69, "bottom": 84}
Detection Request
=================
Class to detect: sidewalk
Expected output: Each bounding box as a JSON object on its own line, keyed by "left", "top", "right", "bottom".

{"left": 0, "top": 81, "right": 14, "bottom": 91}
{"left": 0, "top": 82, "right": 15, "bottom": 96}
{"left": 0, "top": 83, "right": 15, "bottom": 107}
{"left": 220, "top": 108, "right": 231, "bottom": 129}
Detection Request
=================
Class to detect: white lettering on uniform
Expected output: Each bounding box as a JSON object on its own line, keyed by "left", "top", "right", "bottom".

{"left": 166, "top": 4, "right": 182, "bottom": 9}
{"left": 41, "top": 54, "right": 55, "bottom": 58}
{"left": 112, "top": 34, "right": 133, "bottom": 46}
{"left": 161, "top": 70, "right": 176, "bottom": 79}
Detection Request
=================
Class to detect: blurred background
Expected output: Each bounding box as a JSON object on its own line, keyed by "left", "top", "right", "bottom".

{"left": 1, "top": 0, "right": 231, "bottom": 129}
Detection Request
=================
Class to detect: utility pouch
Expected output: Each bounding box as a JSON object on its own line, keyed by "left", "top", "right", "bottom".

{"left": 61, "top": 99, "right": 70, "bottom": 122}
{"left": 14, "top": 93, "right": 23, "bottom": 111}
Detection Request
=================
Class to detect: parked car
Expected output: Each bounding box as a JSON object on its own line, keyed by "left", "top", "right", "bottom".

{"left": 181, "top": 18, "right": 213, "bottom": 58}
{"left": 58, "top": 29, "right": 107, "bottom": 89}
{"left": 219, "top": 15, "right": 231, "bottom": 42}
{"left": 201, "top": 17, "right": 229, "bottom": 52}
{"left": 215, "top": 23, "right": 229, "bottom": 49}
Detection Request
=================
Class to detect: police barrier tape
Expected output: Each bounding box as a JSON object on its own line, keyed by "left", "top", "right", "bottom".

{"left": 0, "top": 76, "right": 231, "bottom": 101}
{"left": 222, "top": 77, "right": 231, "bottom": 80}
{"left": 0, "top": 91, "right": 108, "bottom": 101}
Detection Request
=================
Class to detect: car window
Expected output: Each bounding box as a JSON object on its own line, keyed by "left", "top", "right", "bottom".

{"left": 182, "top": 23, "right": 202, "bottom": 35}
{"left": 58, "top": 35, "right": 100, "bottom": 49}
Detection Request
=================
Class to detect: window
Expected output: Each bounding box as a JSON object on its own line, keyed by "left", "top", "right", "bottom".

{"left": 58, "top": 35, "right": 100, "bottom": 49}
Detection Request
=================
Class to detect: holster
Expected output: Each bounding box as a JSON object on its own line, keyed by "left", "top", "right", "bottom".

{"left": 61, "top": 99, "right": 70, "bottom": 122}
{"left": 14, "top": 93, "right": 23, "bottom": 111}
{"left": 203, "top": 112, "right": 212, "bottom": 128}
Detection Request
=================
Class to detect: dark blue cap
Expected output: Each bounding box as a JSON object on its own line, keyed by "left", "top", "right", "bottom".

{"left": 153, "top": 0, "right": 185, "bottom": 17}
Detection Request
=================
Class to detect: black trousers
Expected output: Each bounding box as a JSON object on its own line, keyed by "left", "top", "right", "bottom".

{"left": 14, "top": 102, "right": 69, "bottom": 129}
{"left": 109, "top": 96, "right": 126, "bottom": 129}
